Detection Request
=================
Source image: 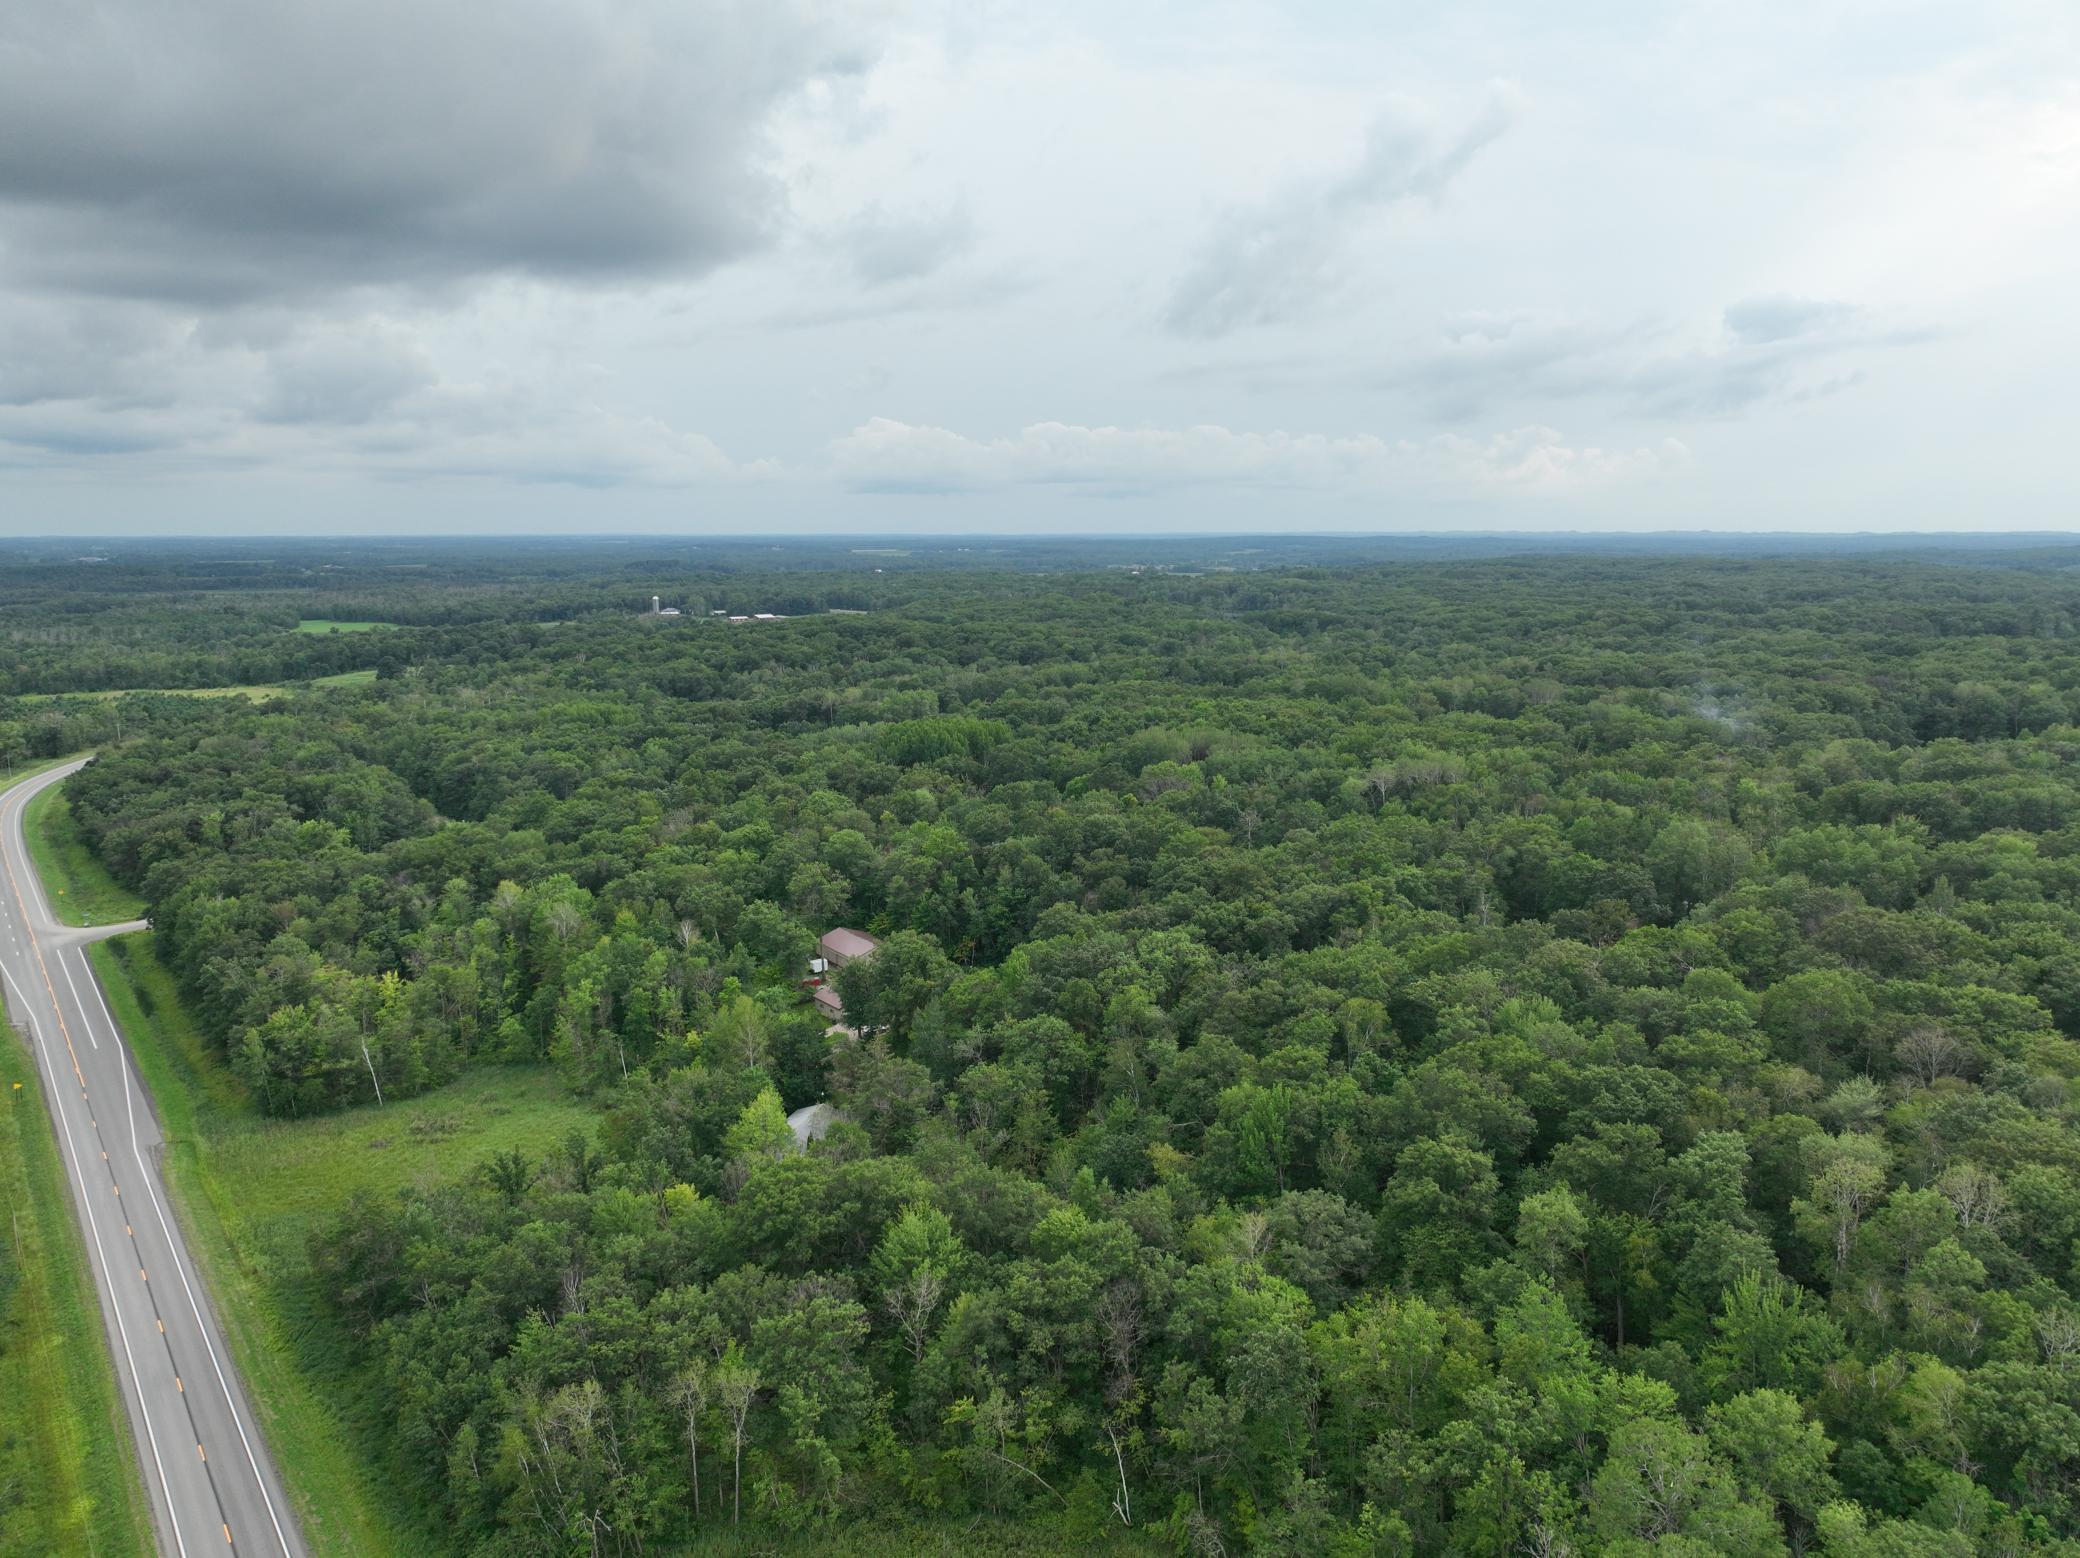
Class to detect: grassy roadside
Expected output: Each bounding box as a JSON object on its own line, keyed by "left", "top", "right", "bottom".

{"left": 22, "top": 782, "right": 146, "bottom": 928}
{"left": 87, "top": 934, "right": 595, "bottom": 1557}
{"left": 0, "top": 1026, "right": 155, "bottom": 1557}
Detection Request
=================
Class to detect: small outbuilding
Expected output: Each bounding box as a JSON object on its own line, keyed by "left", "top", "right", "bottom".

{"left": 818, "top": 928, "right": 879, "bottom": 968}
{"left": 786, "top": 1101, "right": 846, "bottom": 1151}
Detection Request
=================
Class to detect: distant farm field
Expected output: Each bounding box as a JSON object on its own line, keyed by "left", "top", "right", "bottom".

{"left": 295, "top": 619, "right": 393, "bottom": 634}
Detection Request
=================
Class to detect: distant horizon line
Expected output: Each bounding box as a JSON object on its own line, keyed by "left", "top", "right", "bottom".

{"left": 11, "top": 529, "right": 2080, "bottom": 544}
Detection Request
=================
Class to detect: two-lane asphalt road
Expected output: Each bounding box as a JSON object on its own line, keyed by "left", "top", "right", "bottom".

{"left": 0, "top": 760, "right": 303, "bottom": 1558}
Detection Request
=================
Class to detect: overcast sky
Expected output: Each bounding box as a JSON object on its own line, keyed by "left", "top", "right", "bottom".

{"left": 2, "top": 0, "right": 2076, "bottom": 535}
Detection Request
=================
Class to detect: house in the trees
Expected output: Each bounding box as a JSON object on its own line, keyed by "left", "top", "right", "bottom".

{"left": 806, "top": 928, "right": 878, "bottom": 1028}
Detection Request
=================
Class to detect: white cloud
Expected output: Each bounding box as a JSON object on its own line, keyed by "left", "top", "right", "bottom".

{"left": 828, "top": 415, "right": 1687, "bottom": 496}
{"left": 0, "top": 300, "right": 193, "bottom": 408}
{"left": 323, "top": 386, "right": 762, "bottom": 489}
{"left": 828, "top": 199, "right": 979, "bottom": 288}
{"left": 1723, "top": 296, "right": 1860, "bottom": 345}
{"left": 259, "top": 324, "right": 436, "bottom": 425}
{"left": 0, "top": 401, "right": 227, "bottom": 463}
{"left": 1161, "top": 83, "right": 1520, "bottom": 337}
{"left": 1355, "top": 301, "right": 1933, "bottom": 420}
{"left": 0, "top": 327, "right": 767, "bottom": 490}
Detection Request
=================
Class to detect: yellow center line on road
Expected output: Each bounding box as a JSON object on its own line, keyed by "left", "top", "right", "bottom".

{"left": 0, "top": 787, "right": 92, "bottom": 1092}
{"left": 0, "top": 772, "right": 197, "bottom": 1558}
{"left": 5, "top": 770, "right": 298, "bottom": 1558}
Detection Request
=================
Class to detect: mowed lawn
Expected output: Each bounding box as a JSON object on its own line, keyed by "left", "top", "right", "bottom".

{"left": 88, "top": 934, "right": 596, "bottom": 1556}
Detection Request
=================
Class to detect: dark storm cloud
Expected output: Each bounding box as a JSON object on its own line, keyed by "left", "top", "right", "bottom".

{"left": 0, "top": 0, "right": 879, "bottom": 306}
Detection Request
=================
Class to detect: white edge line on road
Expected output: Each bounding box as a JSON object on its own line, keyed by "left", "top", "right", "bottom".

{"left": 0, "top": 957, "right": 190, "bottom": 1558}
{"left": 9, "top": 758, "right": 296, "bottom": 1555}
{"left": 76, "top": 941, "right": 298, "bottom": 1557}
{"left": 4, "top": 769, "right": 66, "bottom": 923}
{"left": 5, "top": 765, "right": 75, "bottom": 926}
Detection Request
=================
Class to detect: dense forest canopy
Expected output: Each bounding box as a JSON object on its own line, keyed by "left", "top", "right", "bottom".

{"left": 9, "top": 539, "right": 2080, "bottom": 1555}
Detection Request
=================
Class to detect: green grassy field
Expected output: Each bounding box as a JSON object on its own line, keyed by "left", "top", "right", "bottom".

{"left": 295, "top": 620, "right": 392, "bottom": 634}
{"left": 22, "top": 783, "right": 146, "bottom": 928}
{"left": 0, "top": 1027, "right": 156, "bottom": 1557}
{"left": 13, "top": 671, "right": 378, "bottom": 705}
{"left": 87, "top": 934, "right": 596, "bottom": 1557}
{"left": 13, "top": 684, "right": 285, "bottom": 704}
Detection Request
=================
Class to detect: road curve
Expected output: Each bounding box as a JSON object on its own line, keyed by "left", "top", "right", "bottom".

{"left": 0, "top": 759, "right": 304, "bottom": 1558}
